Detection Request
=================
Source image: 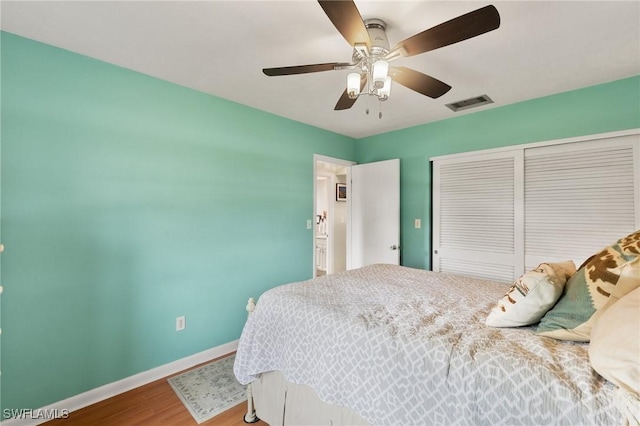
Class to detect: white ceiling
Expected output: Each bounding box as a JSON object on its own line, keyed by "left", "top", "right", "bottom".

{"left": 2, "top": 1, "right": 639, "bottom": 139}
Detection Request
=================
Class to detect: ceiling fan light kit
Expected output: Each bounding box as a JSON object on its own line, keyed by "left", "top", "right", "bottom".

{"left": 344, "top": 20, "right": 393, "bottom": 104}
{"left": 262, "top": 1, "right": 500, "bottom": 115}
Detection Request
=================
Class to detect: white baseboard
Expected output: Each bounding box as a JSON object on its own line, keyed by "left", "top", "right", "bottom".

{"left": 1, "top": 340, "right": 239, "bottom": 425}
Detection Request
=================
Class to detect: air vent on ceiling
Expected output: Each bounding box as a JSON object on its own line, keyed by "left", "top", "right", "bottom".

{"left": 446, "top": 95, "right": 494, "bottom": 112}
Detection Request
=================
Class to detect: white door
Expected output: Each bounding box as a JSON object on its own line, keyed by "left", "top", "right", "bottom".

{"left": 347, "top": 159, "right": 400, "bottom": 269}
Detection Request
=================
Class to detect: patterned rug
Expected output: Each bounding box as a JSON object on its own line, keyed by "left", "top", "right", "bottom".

{"left": 168, "top": 354, "right": 247, "bottom": 424}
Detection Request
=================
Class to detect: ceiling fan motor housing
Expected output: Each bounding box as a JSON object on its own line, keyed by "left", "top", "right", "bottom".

{"left": 364, "top": 19, "right": 390, "bottom": 55}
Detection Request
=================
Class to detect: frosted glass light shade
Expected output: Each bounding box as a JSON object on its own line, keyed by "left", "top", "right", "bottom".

{"left": 372, "top": 60, "right": 389, "bottom": 88}
{"left": 347, "top": 73, "right": 361, "bottom": 99}
{"left": 378, "top": 76, "right": 391, "bottom": 100}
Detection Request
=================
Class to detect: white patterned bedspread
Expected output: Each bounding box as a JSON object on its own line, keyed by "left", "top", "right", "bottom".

{"left": 234, "top": 264, "right": 620, "bottom": 426}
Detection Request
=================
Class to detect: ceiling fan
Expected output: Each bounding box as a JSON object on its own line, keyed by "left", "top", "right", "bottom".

{"left": 263, "top": 1, "right": 500, "bottom": 113}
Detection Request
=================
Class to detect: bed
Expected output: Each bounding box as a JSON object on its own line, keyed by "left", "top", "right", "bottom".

{"left": 233, "top": 261, "right": 635, "bottom": 425}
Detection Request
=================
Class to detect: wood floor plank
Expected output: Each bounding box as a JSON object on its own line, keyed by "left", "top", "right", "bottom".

{"left": 42, "top": 355, "right": 267, "bottom": 426}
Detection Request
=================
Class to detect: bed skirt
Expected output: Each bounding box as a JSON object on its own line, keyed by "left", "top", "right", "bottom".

{"left": 252, "top": 371, "right": 370, "bottom": 426}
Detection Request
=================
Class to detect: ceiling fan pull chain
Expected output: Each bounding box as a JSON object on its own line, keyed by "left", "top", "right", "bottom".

{"left": 379, "top": 101, "right": 383, "bottom": 119}
{"left": 366, "top": 95, "right": 370, "bottom": 115}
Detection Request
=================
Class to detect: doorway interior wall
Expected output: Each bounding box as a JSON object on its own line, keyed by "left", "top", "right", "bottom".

{"left": 313, "top": 155, "right": 355, "bottom": 278}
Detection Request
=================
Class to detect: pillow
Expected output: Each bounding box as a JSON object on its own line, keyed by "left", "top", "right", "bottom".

{"left": 589, "top": 284, "right": 640, "bottom": 424}
{"left": 537, "top": 230, "right": 640, "bottom": 341}
{"left": 485, "top": 260, "right": 576, "bottom": 327}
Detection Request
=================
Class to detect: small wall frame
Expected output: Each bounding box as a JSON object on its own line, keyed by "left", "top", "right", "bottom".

{"left": 336, "top": 183, "right": 347, "bottom": 201}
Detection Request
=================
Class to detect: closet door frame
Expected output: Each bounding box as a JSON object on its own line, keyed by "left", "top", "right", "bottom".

{"left": 431, "top": 128, "right": 639, "bottom": 281}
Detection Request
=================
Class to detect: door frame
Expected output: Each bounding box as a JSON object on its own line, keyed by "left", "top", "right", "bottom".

{"left": 313, "top": 154, "right": 356, "bottom": 278}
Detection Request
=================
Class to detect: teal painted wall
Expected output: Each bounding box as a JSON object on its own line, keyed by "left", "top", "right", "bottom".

{"left": 356, "top": 75, "right": 640, "bottom": 270}
{"left": 0, "top": 32, "right": 355, "bottom": 413}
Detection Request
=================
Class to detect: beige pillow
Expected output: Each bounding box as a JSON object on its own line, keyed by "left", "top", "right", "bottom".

{"left": 485, "top": 261, "right": 576, "bottom": 328}
{"left": 589, "top": 282, "right": 640, "bottom": 424}
{"left": 537, "top": 230, "right": 640, "bottom": 341}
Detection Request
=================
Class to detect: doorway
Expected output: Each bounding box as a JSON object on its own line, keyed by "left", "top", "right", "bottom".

{"left": 313, "top": 155, "right": 355, "bottom": 278}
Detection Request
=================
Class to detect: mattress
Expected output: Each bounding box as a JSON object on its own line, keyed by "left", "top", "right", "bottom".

{"left": 234, "top": 264, "right": 620, "bottom": 425}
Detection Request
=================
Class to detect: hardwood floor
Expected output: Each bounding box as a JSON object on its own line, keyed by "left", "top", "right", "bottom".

{"left": 44, "top": 355, "right": 268, "bottom": 426}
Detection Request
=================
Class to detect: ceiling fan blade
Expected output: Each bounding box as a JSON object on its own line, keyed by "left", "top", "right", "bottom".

{"left": 263, "top": 63, "right": 342, "bottom": 76}
{"left": 390, "top": 67, "right": 451, "bottom": 99}
{"left": 389, "top": 5, "right": 500, "bottom": 58}
{"left": 318, "top": 0, "right": 371, "bottom": 48}
{"left": 334, "top": 74, "right": 368, "bottom": 110}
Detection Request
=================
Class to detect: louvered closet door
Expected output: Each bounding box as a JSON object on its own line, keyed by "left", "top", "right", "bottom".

{"left": 524, "top": 134, "right": 639, "bottom": 270}
{"left": 433, "top": 151, "right": 524, "bottom": 282}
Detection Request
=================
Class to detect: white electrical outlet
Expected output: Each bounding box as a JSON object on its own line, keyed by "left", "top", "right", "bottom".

{"left": 414, "top": 219, "right": 421, "bottom": 229}
{"left": 176, "top": 316, "right": 186, "bottom": 331}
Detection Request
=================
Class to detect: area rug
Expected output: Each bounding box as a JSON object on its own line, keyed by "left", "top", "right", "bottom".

{"left": 168, "top": 354, "right": 247, "bottom": 424}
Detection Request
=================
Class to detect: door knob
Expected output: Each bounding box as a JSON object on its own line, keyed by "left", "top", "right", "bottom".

{"left": 389, "top": 245, "right": 400, "bottom": 250}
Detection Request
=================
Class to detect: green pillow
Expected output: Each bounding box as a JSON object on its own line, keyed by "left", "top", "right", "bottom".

{"left": 537, "top": 230, "right": 640, "bottom": 341}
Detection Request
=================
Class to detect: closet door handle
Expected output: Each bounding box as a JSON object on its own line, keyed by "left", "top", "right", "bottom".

{"left": 389, "top": 245, "right": 400, "bottom": 250}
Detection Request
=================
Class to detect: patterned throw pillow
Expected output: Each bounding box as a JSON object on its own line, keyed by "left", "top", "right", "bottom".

{"left": 485, "top": 261, "right": 576, "bottom": 328}
{"left": 537, "top": 230, "right": 640, "bottom": 342}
